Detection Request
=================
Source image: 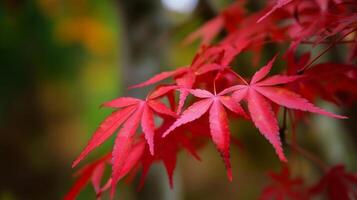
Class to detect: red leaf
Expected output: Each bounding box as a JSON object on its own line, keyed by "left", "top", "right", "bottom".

{"left": 256, "top": 75, "right": 303, "bottom": 86}
{"left": 163, "top": 89, "right": 246, "bottom": 180}
{"left": 189, "top": 89, "right": 215, "bottom": 98}
{"left": 232, "top": 86, "right": 248, "bottom": 102}
{"left": 195, "top": 63, "right": 225, "bottom": 75}
{"left": 310, "top": 165, "right": 357, "bottom": 200}
{"left": 176, "top": 72, "right": 196, "bottom": 114}
{"left": 257, "top": 0, "right": 293, "bottom": 23}
{"left": 65, "top": 154, "right": 110, "bottom": 200}
{"left": 183, "top": 16, "right": 224, "bottom": 46}
{"left": 141, "top": 105, "right": 155, "bottom": 155}
{"left": 209, "top": 98, "right": 232, "bottom": 181}
{"left": 254, "top": 86, "right": 347, "bottom": 119}
{"left": 250, "top": 55, "right": 277, "bottom": 84}
{"left": 149, "top": 85, "right": 178, "bottom": 99}
{"left": 259, "top": 166, "right": 310, "bottom": 200}
{"left": 102, "top": 97, "right": 140, "bottom": 108}
{"left": 65, "top": 166, "right": 93, "bottom": 200}
{"left": 114, "top": 141, "right": 145, "bottom": 182}
{"left": 147, "top": 100, "right": 177, "bottom": 118}
{"left": 227, "top": 56, "right": 346, "bottom": 161}
{"left": 72, "top": 106, "right": 136, "bottom": 167}
{"left": 246, "top": 88, "right": 287, "bottom": 162}
{"left": 91, "top": 162, "right": 106, "bottom": 194}
{"left": 219, "top": 95, "right": 248, "bottom": 118}
{"left": 129, "top": 68, "right": 187, "bottom": 89}
{"left": 163, "top": 99, "right": 213, "bottom": 137}
{"left": 111, "top": 104, "right": 144, "bottom": 191}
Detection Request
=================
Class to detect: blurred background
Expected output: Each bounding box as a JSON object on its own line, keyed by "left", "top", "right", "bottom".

{"left": 0, "top": 0, "right": 356, "bottom": 199}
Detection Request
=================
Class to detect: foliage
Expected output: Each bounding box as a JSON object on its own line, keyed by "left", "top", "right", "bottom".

{"left": 67, "top": 0, "right": 357, "bottom": 199}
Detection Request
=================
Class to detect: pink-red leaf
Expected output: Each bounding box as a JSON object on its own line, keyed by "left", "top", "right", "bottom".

{"left": 141, "top": 105, "right": 155, "bottom": 155}
{"left": 149, "top": 85, "right": 178, "bottom": 99}
{"left": 196, "top": 63, "right": 225, "bottom": 75}
{"left": 209, "top": 98, "right": 232, "bottom": 181}
{"left": 257, "top": 0, "right": 293, "bottom": 23}
{"left": 219, "top": 85, "right": 247, "bottom": 95}
{"left": 176, "top": 72, "right": 196, "bottom": 114}
{"left": 219, "top": 95, "right": 247, "bottom": 118}
{"left": 111, "top": 105, "right": 144, "bottom": 189}
{"left": 232, "top": 87, "right": 248, "bottom": 102}
{"left": 163, "top": 99, "right": 213, "bottom": 137}
{"left": 115, "top": 141, "right": 145, "bottom": 182}
{"left": 247, "top": 89, "right": 287, "bottom": 162}
{"left": 254, "top": 86, "right": 347, "bottom": 119}
{"left": 256, "top": 75, "right": 303, "bottom": 86}
{"left": 91, "top": 162, "right": 106, "bottom": 194}
{"left": 102, "top": 97, "right": 140, "bottom": 108}
{"left": 189, "top": 89, "right": 214, "bottom": 98}
{"left": 183, "top": 16, "right": 223, "bottom": 45}
{"left": 251, "top": 55, "right": 277, "bottom": 84}
{"left": 147, "top": 100, "right": 177, "bottom": 118}
{"left": 129, "top": 68, "right": 187, "bottom": 89}
{"left": 72, "top": 106, "right": 136, "bottom": 167}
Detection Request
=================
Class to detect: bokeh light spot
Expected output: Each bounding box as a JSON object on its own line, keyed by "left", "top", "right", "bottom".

{"left": 161, "top": 0, "right": 198, "bottom": 13}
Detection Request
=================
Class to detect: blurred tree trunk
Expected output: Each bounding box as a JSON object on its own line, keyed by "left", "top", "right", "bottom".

{"left": 117, "top": 0, "right": 167, "bottom": 97}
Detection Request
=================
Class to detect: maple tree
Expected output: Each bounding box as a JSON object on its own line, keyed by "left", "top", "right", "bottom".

{"left": 66, "top": 0, "right": 357, "bottom": 199}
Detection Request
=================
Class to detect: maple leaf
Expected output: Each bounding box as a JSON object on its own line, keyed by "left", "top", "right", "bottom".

{"left": 183, "top": 1, "right": 245, "bottom": 46}
{"left": 301, "top": 63, "right": 357, "bottom": 105}
{"left": 286, "top": 49, "right": 357, "bottom": 106}
{"left": 227, "top": 55, "right": 346, "bottom": 162}
{"left": 72, "top": 88, "right": 177, "bottom": 179}
{"left": 129, "top": 44, "right": 245, "bottom": 113}
{"left": 310, "top": 165, "right": 357, "bottom": 200}
{"left": 162, "top": 88, "right": 247, "bottom": 180}
{"left": 65, "top": 154, "right": 111, "bottom": 200}
{"left": 138, "top": 119, "right": 204, "bottom": 189}
{"left": 259, "top": 166, "right": 310, "bottom": 200}
{"left": 66, "top": 1, "right": 357, "bottom": 199}
{"left": 258, "top": 0, "right": 293, "bottom": 23}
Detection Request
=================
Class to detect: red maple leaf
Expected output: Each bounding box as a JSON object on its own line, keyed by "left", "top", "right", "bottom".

{"left": 310, "top": 165, "right": 357, "bottom": 200}
{"left": 258, "top": 0, "right": 294, "bottom": 23}
{"left": 137, "top": 119, "right": 205, "bottom": 189}
{"left": 259, "top": 166, "right": 310, "bottom": 200}
{"left": 71, "top": 86, "right": 178, "bottom": 189}
{"left": 130, "top": 44, "right": 246, "bottom": 113}
{"left": 162, "top": 88, "right": 247, "bottom": 181}
{"left": 226, "top": 55, "right": 346, "bottom": 161}
{"left": 64, "top": 154, "right": 111, "bottom": 200}
{"left": 286, "top": 49, "right": 357, "bottom": 106}
{"left": 183, "top": 1, "right": 245, "bottom": 46}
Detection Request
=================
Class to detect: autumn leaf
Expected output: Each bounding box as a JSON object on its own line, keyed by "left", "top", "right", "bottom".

{"left": 257, "top": 0, "right": 293, "bottom": 23}
{"left": 65, "top": 154, "right": 111, "bottom": 200}
{"left": 259, "top": 166, "right": 310, "bottom": 200}
{"left": 72, "top": 91, "right": 177, "bottom": 168}
{"left": 310, "top": 165, "right": 357, "bottom": 200}
{"left": 163, "top": 89, "right": 247, "bottom": 180}
{"left": 228, "top": 55, "right": 346, "bottom": 161}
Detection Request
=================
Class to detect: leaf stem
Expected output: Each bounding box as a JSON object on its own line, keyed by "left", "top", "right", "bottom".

{"left": 288, "top": 142, "right": 329, "bottom": 172}
{"left": 213, "top": 72, "right": 221, "bottom": 95}
{"left": 300, "top": 40, "right": 356, "bottom": 44}
{"left": 280, "top": 108, "right": 288, "bottom": 147}
{"left": 228, "top": 68, "right": 249, "bottom": 85}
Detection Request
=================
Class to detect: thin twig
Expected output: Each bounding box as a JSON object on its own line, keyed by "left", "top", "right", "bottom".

{"left": 298, "top": 28, "right": 357, "bottom": 73}
{"left": 280, "top": 108, "right": 288, "bottom": 147}
{"left": 228, "top": 68, "right": 249, "bottom": 85}
{"left": 301, "top": 40, "right": 357, "bottom": 44}
{"left": 288, "top": 142, "right": 329, "bottom": 172}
